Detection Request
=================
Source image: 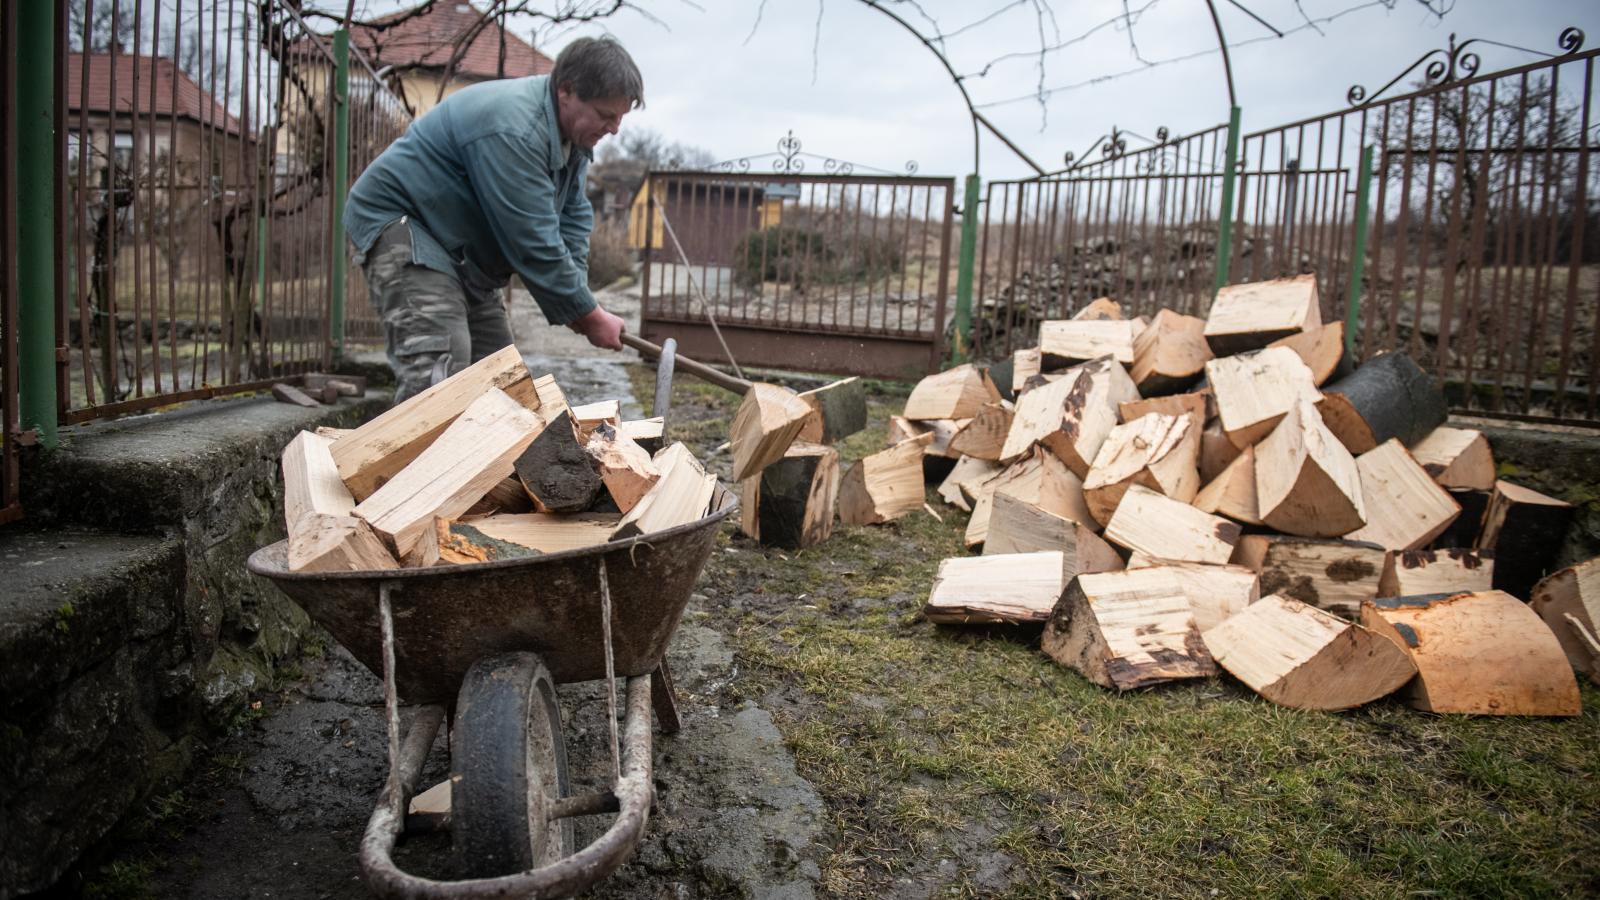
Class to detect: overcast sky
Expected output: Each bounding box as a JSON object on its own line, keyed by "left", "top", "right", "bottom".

{"left": 335, "top": 1, "right": 1600, "bottom": 180}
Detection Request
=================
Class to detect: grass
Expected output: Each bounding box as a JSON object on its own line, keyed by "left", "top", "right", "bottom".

{"left": 630, "top": 362, "right": 1600, "bottom": 898}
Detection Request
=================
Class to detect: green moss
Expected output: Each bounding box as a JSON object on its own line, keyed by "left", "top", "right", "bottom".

{"left": 55, "top": 601, "right": 76, "bottom": 634}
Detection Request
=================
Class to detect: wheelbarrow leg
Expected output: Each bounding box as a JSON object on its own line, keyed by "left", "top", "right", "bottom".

{"left": 650, "top": 660, "right": 681, "bottom": 735}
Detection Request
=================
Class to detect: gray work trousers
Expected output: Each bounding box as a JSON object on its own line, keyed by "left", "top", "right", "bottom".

{"left": 361, "top": 219, "right": 515, "bottom": 404}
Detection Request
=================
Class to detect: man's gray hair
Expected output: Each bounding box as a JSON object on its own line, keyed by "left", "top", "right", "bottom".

{"left": 551, "top": 36, "right": 644, "bottom": 109}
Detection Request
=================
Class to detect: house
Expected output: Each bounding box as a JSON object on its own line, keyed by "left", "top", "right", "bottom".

{"left": 347, "top": 1, "right": 554, "bottom": 118}
{"left": 65, "top": 52, "right": 253, "bottom": 184}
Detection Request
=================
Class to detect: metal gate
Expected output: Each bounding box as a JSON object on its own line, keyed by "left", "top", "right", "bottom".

{"left": 637, "top": 169, "right": 956, "bottom": 380}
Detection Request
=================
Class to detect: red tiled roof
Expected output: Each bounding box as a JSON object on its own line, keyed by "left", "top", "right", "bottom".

{"left": 352, "top": 2, "right": 553, "bottom": 80}
{"left": 67, "top": 52, "right": 248, "bottom": 137}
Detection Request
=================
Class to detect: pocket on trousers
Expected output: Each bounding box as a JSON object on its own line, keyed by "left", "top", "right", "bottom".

{"left": 395, "top": 332, "right": 451, "bottom": 360}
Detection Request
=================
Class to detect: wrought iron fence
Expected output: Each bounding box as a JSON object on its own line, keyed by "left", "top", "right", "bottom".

{"left": 1, "top": 3, "right": 21, "bottom": 524}
{"left": 638, "top": 169, "right": 956, "bottom": 380}
{"left": 58, "top": 1, "right": 406, "bottom": 424}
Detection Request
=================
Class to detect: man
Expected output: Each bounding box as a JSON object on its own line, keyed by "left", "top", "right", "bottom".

{"left": 344, "top": 36, "right": 640, "bottom": 402}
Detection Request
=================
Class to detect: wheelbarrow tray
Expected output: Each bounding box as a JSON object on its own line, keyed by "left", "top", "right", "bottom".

{"left": 247, "top": 486, "right": 737, "bottom": 706}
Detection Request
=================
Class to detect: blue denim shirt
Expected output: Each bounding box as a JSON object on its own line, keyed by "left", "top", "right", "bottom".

{"left": 344, "top": 75, "right": 596, "bottom": 325}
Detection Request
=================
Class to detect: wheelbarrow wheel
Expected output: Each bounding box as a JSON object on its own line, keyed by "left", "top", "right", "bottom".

{"left": 451, "top": 652, "right": 574, "bottom": 878}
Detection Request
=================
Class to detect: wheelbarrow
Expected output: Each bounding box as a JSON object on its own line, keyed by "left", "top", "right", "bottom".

{"left": 246, "top": 339, "right": 739, "bottom": 898}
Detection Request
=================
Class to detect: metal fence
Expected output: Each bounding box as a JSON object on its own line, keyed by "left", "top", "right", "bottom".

{"left": 638, "top": 169, "right": 956, "bottom": 380}
{"left": 58, "top": 1, "right": 405, "bottom": 424}
{"left": 1, "top": 4, "right": 20, "bottom": 524}
{"left": 977, "top": 32, "right": 1599, "bottom": 425}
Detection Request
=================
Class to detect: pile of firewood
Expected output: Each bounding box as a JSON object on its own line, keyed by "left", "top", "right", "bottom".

{"left": 279, "top": 345, "right": 716, "bottom": 572}
{"left": 886, "top": 275, "right": 1593, "bottom": 716}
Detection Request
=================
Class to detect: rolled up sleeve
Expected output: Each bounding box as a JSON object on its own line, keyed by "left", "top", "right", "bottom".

{"left": 460, "top": 133, "right": 596, "bottom": 325}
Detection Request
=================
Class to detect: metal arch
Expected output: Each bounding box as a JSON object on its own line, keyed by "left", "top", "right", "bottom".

{"left": 1058, "top": 125, "right": 1173, "bottom": 173}
{"left": 707, "top": 130, "right": 919, "bottom": 178}
{"left": 1347, "top": 27, "right": 1587, "bottom": 107}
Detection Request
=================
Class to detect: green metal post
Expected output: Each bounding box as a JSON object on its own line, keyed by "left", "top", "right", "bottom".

{"left": 1344, "top": 145, "right": 1376, "bottom": 359}
{"left": 1212, "top": 105, "right": 1241, "bottom": 295}
{"left": 950, "top": 173, "right": 981, "bottom": 365}
{"left": 17, "top": 1, "right": 57, "bottom": 447}
{"left": 329, "top": 29, "right": 351, "bottom": 360}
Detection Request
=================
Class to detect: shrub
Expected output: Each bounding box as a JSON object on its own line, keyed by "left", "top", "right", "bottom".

{"left": 733, "top": 226, "right": 831, "bottom": 288}
{"left": 586, "top": 219, "right": 634, "bottom": 290}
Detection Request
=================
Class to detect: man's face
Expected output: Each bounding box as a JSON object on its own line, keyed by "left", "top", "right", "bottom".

{"left": 556, "top": 85, "right": 631, "bottom": 150}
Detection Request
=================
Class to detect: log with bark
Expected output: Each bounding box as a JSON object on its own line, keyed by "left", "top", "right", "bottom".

{"left": 1360, "top": 591, "right": 1581, "bottom": 716}
{"left": 1232, "top": 534, "right": 1387, "bottom": 620}
{"left": 1475, "top": 480, "right": 1574, "bottom": 599}
{"left": 1041, "top": 568, "right": 1218, "bottom": 690}
{"left": 796, "top": 377, "right": 868, "bottom": 444}
{"left": 1318, "top": 351, "right": 1446, "bottom": 453}
{"left": 1102, "top": 484, "right": 1240, "bottom": 565}
{"left": 514, "top": 410, "right": 604, "bottom": 514}
{"left": 1206, "top": 594, "right": 1416, "bottom": 710}
{"left": 1253, "top": 401, "right": 1366, "bottom": 538}
{"left": 1344, "top": 439, "right": 1461, "bottom": 551}
{"left": 923, "top": 551, "right": 1069, "bottom": 625}
{"left": 1203, "top": 274, "right": 1321, "bottom": 356}
{"left": 1529, "top": 557, "right": 1600, "bottom": 683}
{"left": 741, "top": 441, "right": 839, "bottom": 549}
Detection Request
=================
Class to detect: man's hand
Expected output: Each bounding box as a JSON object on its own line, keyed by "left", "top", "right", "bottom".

{"left": 567, "top": 304, "right": 626, "bottom": 351}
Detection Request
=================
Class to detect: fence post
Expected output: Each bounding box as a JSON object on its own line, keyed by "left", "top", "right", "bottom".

{"left": 329, "top": 28, "right": 351, "bottom": 361}
{"left": 1344, "top": 145, "right": 1375, "bottom": 360}
{"left": 1212, "top": 105, "right": 1241, "bottom": 295}
{"left": 950, "top": 172, "right": 981, "bottom": 365}
{"left": 16, "top": 0, "right": 57, "bottom": 448}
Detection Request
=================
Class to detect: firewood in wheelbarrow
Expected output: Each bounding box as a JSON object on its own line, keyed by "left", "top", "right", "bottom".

{"left": 355, "top": 387, "right": 546, "bottom": 561}
{"left": 1267, "top": 321, "right": 1348, "bottom": 386}
{"left": 796, "top": 377, "right": 868, "bottom": 444}
{"left": 1202, "top": 273, "right": 1321, "bottom": 356}
{"left": 923, "top": 551, "right": 1069, "bottom": 625}
{"left": 1040, "top": 319, "right": 1139, "bottom": 368}
{"left": 569, "top": 399, "right": 621, "bottom": 442}
{"left": 1083, "top": 412, "right": 1201, "bottom": 527}
{"left": 612, "top": 442, "right": 717, "bottom": 540}
{"left": 840, "top": 432, "right": 934, "bottom": 526}
{"left": 1130, "top": 309, "right": 1212, "bottom": 396}
{"left": 1254, "top": 400, "right": 1366, "bottom": 539}
{"left": 902, "top": 362, "right": 1002, "bottom": 420}
{"left": 1041, "top": 568, "right": 1218, "bottom": 690}
{"left": 741, "top": 441, "right": 839, "bottom": 549}
{"left": 462, "top": 511, "right": 620, "bottom": 554}
{"left": 513, "top": 410, "right": 604, "bottom": 514}
{"left": 1207, "top": 346, "right": 1322, "bottom": 449}
{"left": 1360, "top": 590, "right": 1581, "bottom": 716}
{"left": 332, "top": 345, "right": 537, "bottom": 501}
{"left": 1379, "top": 548, "right": 1494, "bottom": 599}
{"left": 1530, "top": 556, "right": 1600, "bottom": 683}
{"left": 585, "top": 423, "right": 660, "bottom": 515}
{"left": 1207, "top": 594, "right": 1417, "bottom": 710}
{"left": 1409, "top": 426, "right": 1495, "bottom": 491}
{"left": 730, "top": 382, "right": 815, "bottom": 481}
{"left": 1344, "top": 439, "right": 1461, "bottom": 551}
{"left": 1000, "top": 355, "right": 1140, "bottom": 475}
{"left": 1474, "top": 480, "right": 1574, "bottom": 600}
{"left": 434, "top": 518, "right": 544, "bottom": 564}
{"left": 272, "top": 382, "right": 320, "bottom": 408}
{"left": 984, "top": 492, "right": 1122, "bottom": 579}
{"left": 617, "top": 417, "right": 665, "bottom": 455}
{"left": 281, "top": 431, "right": 397, "bottom": 572}
{"left": 464, "top": 475, "right": 536, "bottom": 517}
{"left": 1318, "top": 351, "right": 1447, "bottom": 454}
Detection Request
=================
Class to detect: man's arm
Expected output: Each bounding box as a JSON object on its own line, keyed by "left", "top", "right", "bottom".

{"left": 559, "top": 166, "right": 594, "bottom": 277}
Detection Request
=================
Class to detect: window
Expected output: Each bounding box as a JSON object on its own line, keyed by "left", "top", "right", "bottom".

{"left": 112, "top": 131, "right": 134, "bottom": 172}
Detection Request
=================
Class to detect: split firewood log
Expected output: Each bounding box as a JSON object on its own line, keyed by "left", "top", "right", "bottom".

{"left": 1529, "top": 557, "right": 1600, "bottom": 683}
{"left": 1130, "top": 309, "right": 1212, "bottom": 395}
{"left": 1119, "top": 389, "right": 1211, "bottom": 432}
{"left": 839, "top": 433, "right": 934, "bottom": 526}
{"left": 796, "top": 377, "right": 868, "bottom": 444}
{"left": 984, "top": 492, "right": 1123, "bottom": 579}
{"left": 531, "top": 373, "right": 568, "bottom": 420}
{"left": 617, "top": 417, "right": 665, "bottom": 455}
{"left": 1040, "top": 319, "right": 1139, "bottom": 368}
{"left": 946, "top": 402, "right": 1013, "bottom": 461}
{"left": 1379, "top": 548, "right": 1494, "bottom": 598}
{"left": 1192, "top": 444, "right": 1261, "bottom": 525}
{"left": 515, "top": 410, "right": 605, "bottom": 514}
{"left": 1011, "top": 348, "right": 1041, "bottom": 396}
{"left": 1318, "top": 351, "right": 1447, "bottom": 453}
{"left": 1198, "top": 419, "right": 1243, "bottom": 483}
{"left": 741, "top": 441, "right": 839, "bottom": 549}
{"left": 464, "top": 475, "right": 537, "bottom": 517}
{"left": 1344, "top": 439, "right": 1461, "bottom": 551}
{"left": 272, "top": 383, "right": 321, "bottom": 407}
{"left": 1000, "top": 356, "right": 1140, "bottom": 475}
{"left": 1409, "top": 426, "right": 1495, "bottom": 491}
{"left": 923, "top": 551, "right": 1069, "bottom": 625}
{"left": 1475, "top": 480, "right": 1574, "bottom": 599}
{"left": 1432, "top": 488, "right": 1491, "bottom": 549}
{"left": 1266, "top": 321, "right": 1347, "bottom": 386}
{"left": 331, "top": 344, "right": 536, "bottom": 501}
{"left": 903, "top": 363, "right": 1002, "bottom": 420}
{"left": 966, "top": 447, "right": 1093, "bottom": 548}
{"left": 936, "top": 456, "right": 1002, "bottom": 512}
{"left": 354, "top": 388, "right": 546, "bottom": 560}
{"left": 613, "top": 442, "right": 717, "bottom": 540}
{"left": 585, "top": 423, "right": 660, "bottom": 515}
{"left": 1360, "top": 591, "right": 1581, "bottom": 716}
{"left": 1203, "top": 273, "right": 1321, "bottom": 356}
{"left": 1072, "top": 297, "right": 1123, "bottom": 320}
{"left": 460, "top": 511, "right": 619, "bottom": 554}
{"left": 1102, "top": 484, "right": 1239, "bottom": 565}
{"left": 1253, "top": 400, "right": 1366, "bottom": 538}
{"left": 1206, "top": 346, "right": 1322, "bottom": 448}
{"left": 282, "top": 432, "right": 396, "bottom": 572}
{"left": 889, "top": 415, "right": 968, "bottom": 460}
{"left": 1233, "top": 534, "right": 1386, "bottom": 620}
{"left": 730, "top": 383, "right": 815, "bottom": 481}
{"left": 1207, "top": 594, "right": 1416, "bottom": 710}
{"left": 434, "top": 518, "right": 542, "bottom": 564}
{"left": 1041, "top": 568, "right": 1218, "bottom": 690}
{"left": 569, "top": 399, "right": 621, "bottom": 441}
{"left": 1082, "top": 412, "right": 1200, "bottom": 526}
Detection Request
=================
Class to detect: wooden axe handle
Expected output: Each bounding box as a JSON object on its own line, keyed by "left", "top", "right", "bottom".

{"left": 621, "top": 333, "right": 751, "bottom": 396}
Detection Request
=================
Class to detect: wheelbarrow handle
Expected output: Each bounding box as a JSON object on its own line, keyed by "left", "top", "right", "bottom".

{"left": 622, "top": 333, "right": 750, "bottom": 396}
